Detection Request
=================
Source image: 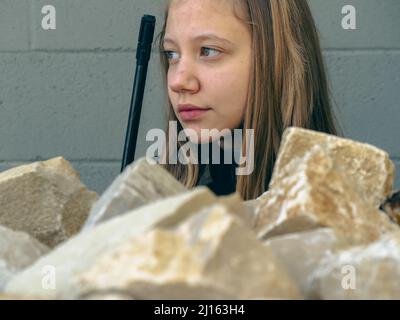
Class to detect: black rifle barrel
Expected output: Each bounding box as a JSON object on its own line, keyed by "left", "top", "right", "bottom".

{"left": 121, "top": 15, "right": 156, "bottom": 172}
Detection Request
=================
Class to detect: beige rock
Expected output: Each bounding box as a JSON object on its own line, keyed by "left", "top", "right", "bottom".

{"left": 263, "top": 228, "right": 346, "bottom": 297}
{"left": 380, "top": 190, "right": 400, "bottom": 225}
{"left": 77, "top": 204, "right": 301, "bottom": 300}
{"left": 5, "top": 187, "right": 231, "bottom": 299}
{"left": 0, "top": 293, "right": 46, "bottom": 300}
{"left": 309, "top": 231, "right": 400, "bottom": 299}
{"left": 254, "top": 145, "right": 398, "bottom": 246}
{"left": 0, "top": 225, "right": 49, "bottom": 290}
{"left": 82, "top": 158, "right": 187, "bottom": 231}
{"left": 245, "top": 190, "right": 270, "bottom": 224}
{"left": 265, "top": 127, "right": 394, "bottom": 209}
{"left": 0, "top": 157, "right": 98, "bottom": 247}
{"left": 80, "top": 290, "right": 134, "bottom": 300}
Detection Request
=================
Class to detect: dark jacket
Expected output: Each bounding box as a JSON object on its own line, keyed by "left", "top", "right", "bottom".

{"left": 194, "top": 140, "right": 238, "bottom": 195}
{"left": 196, "top": 162, "right": 237, "bottom": 196}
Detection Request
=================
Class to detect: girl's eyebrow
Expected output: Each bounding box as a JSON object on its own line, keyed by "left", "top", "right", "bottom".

{"left": 163, "top": 33, "right": 234, "bottom": 47}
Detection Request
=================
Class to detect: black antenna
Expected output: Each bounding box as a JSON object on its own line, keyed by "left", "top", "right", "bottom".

{"left": 121, "top": 15, "right": 156, "bottom": 172}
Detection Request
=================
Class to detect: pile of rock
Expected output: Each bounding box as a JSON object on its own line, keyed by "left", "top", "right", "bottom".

{"left": 0, "top": 127, "right": 399, "bottom": 299}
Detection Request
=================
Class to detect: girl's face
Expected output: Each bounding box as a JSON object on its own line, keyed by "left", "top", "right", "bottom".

{"left": 163, "top": 0, "right": 252, "bottom": 143}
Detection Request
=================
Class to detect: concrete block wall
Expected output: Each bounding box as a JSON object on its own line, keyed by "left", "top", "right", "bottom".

{"left": 0, "top": 0, "right": 399, "bottom": 195}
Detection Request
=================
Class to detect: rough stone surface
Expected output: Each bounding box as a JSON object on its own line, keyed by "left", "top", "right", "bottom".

{"left": 0, "top": 157, "right": 99, "bottom": 247}
{"left": 80, "top": 291, "right": 134, "bottom": 300}
{"left": 0, "top": 225, "right": 49, "bottom": 291}
{"left": 268, "top": 127, "right": 394, "bottom": 209}
{"left": 243, "top": 190, "right": 270, "bottom": 225}
{"left": 77, "top": 204, "right": 301, "bottom": 300}
{"left": 82, "top": 158, "right": 187, "bottom": 231}
{"left": 254, "top": 145, "right": 398, "bottom": 246}
{"left": 5, "top": 188, "right": 241, "bottom": 299}
{"left": 0, "top": 293, "right": 46, "bottom": 300}
{"left": 309, "top": 231, "right": 400, "bottom": 299}
{"left": 2, "top": 128, "right": 400, "bottom": 300}
{"left": 263, "top": 228, "right": 346, "bottom": 297}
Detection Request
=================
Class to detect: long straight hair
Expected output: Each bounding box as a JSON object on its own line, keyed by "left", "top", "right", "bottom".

{"left": 157, "top": 0, "right": 343, "bottom": 200}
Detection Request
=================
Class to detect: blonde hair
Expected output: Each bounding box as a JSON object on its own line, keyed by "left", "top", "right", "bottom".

{"left": 156, "top": 0, "right": 343, "bottom": 200}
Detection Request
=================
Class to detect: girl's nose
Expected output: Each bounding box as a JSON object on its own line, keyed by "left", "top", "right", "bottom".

{"left": 168, "top": 60, "right": 200, "bottom": 94}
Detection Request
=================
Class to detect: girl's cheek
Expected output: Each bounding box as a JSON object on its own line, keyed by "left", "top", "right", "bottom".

{"left": 207, "top": 71, "right": 231, "bottom": 88}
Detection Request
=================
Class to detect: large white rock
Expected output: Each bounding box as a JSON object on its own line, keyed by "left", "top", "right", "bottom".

{"left": 5, "top": 187, "right": 245, "bottom": 299}
{"left": 82, "top": 158, "right": 187, "bottom": 231}
{"left": 309, "top": 231, "right": 400, "bottom": 299}
{"left": 255, "top": 145, "right": 398, "bottom": 246}
{"left": 76, "top": 203, "right": 301, "bottom": 300}
{"left": 0, "top": 225, "right": 49, "bottom": 291}
{"left": 0, "top": 157, "right": 98, "bottom": 247}
{"left": 268, "top": 127, "right": 395, "bottom": 209}
{"left": 263, "top": 228, "right": 346, "bottom": 297}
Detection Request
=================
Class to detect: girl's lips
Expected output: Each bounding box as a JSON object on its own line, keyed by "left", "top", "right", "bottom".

{"left": 179, "top": 108, "right": 211, "bottom": 121}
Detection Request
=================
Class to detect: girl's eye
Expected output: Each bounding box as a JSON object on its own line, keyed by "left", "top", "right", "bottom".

{"left": 163, "top": 47, "right": 221, "bottom": 63}
{"left": 200, "top": 47, "right": 221, "bottom": 57}
{"left": 163, "top": 50, "right": 179, "bottom": 61}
